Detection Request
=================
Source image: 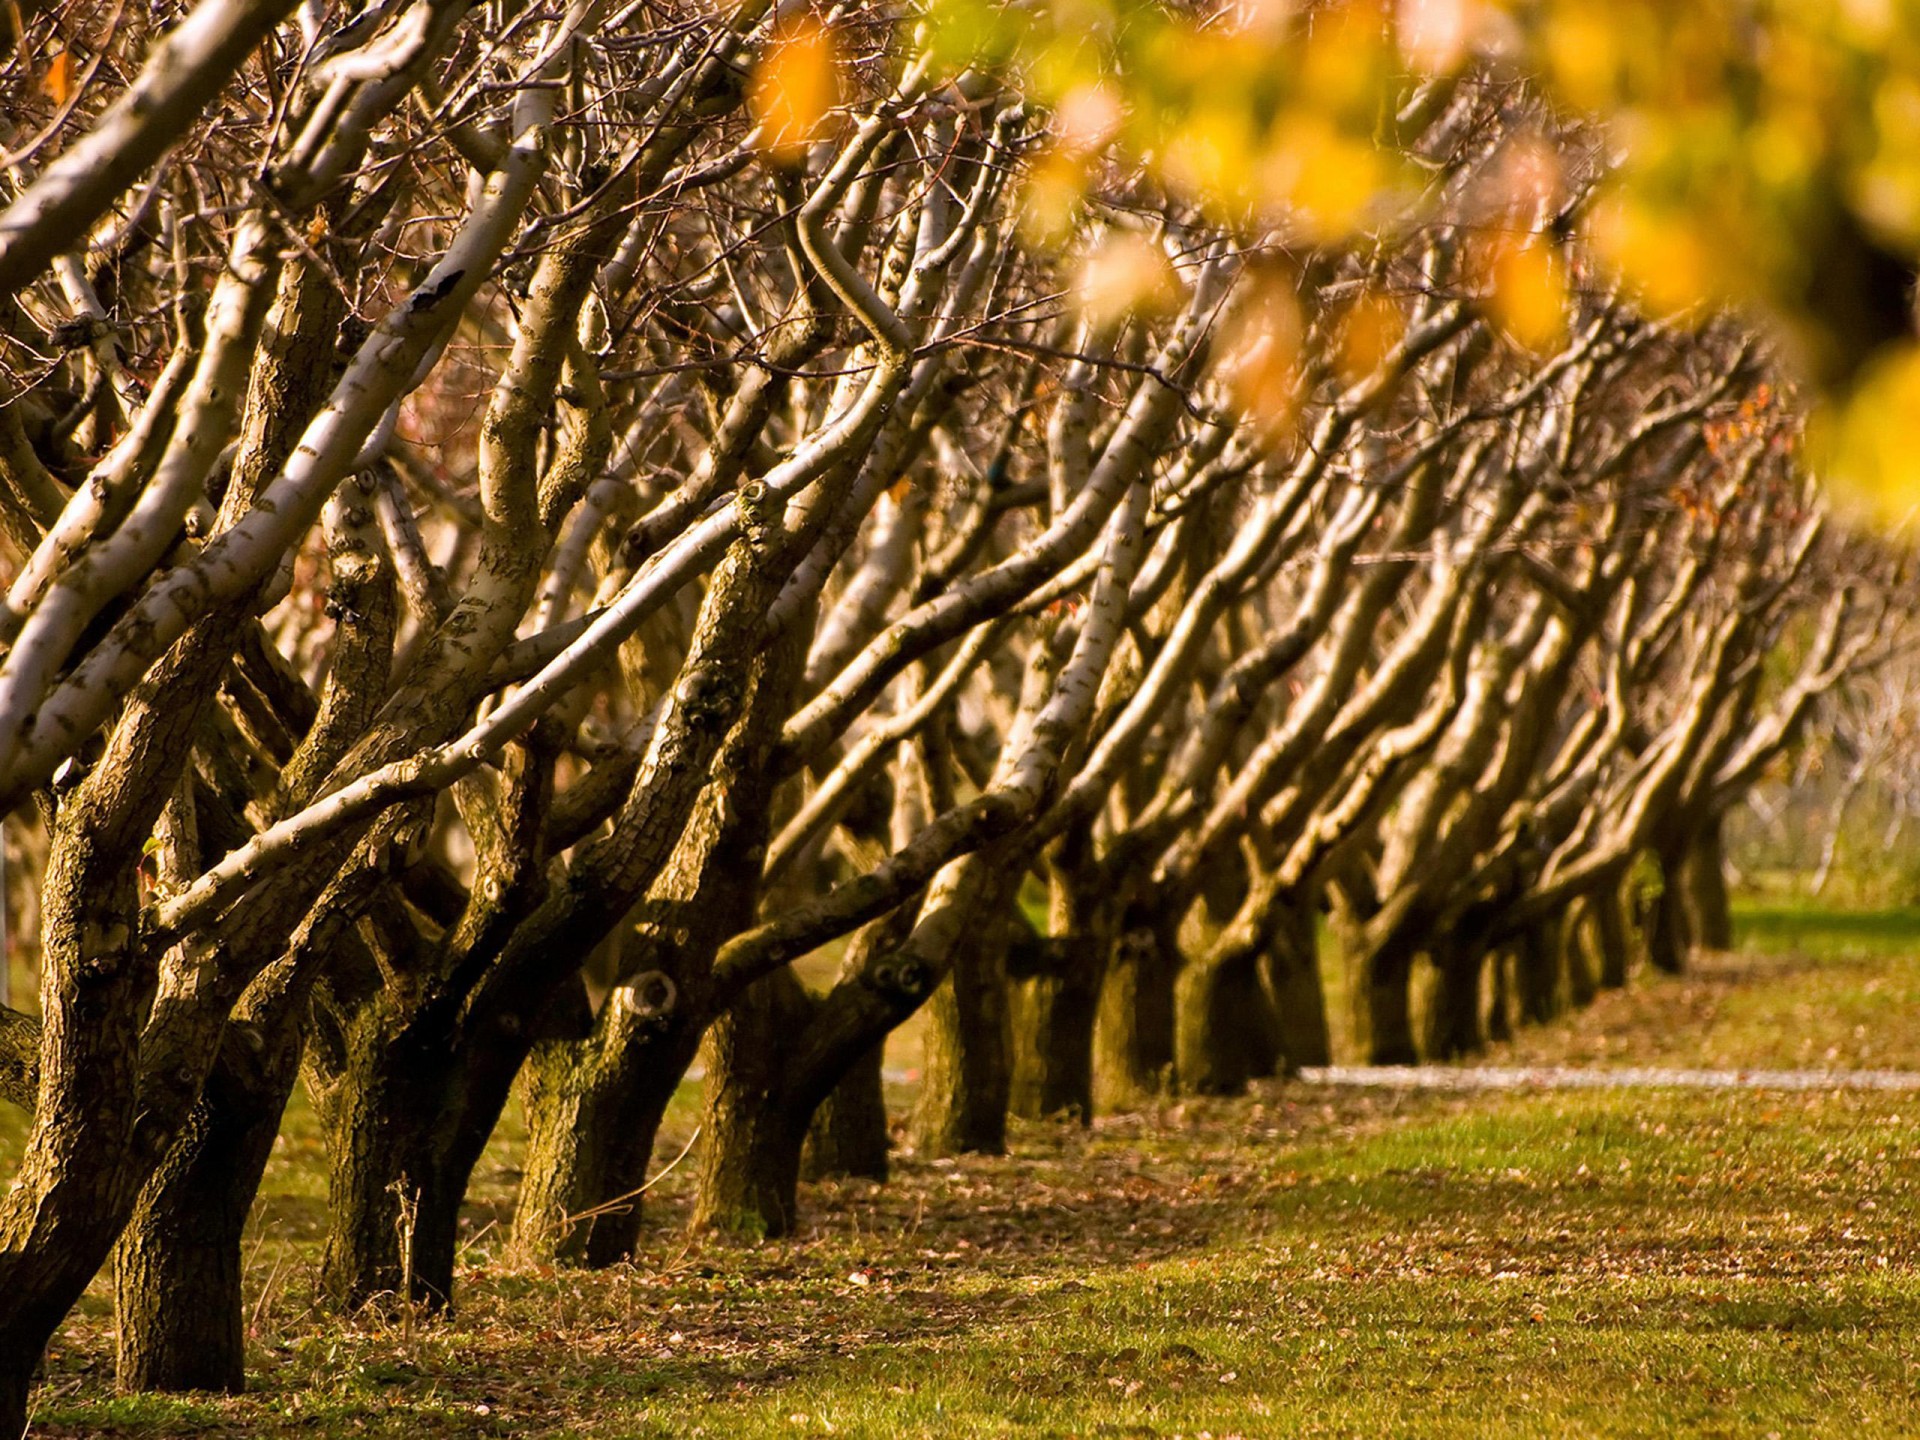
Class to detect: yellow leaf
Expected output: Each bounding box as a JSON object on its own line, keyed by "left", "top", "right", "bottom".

{"left": 41, "top": 48, "right": 73, "bottom": 106}
{"left": 749, "top": 18, "right": 841, "bottom": 163}
{"left": 1484, "top": 236, "right": 1567, "bottom": 351}
{"left": 1335, "top": 289, "right": 1406, "bottom": 384}
{"left": 1021, "top": 147, "right": 1088, "bottom": 247}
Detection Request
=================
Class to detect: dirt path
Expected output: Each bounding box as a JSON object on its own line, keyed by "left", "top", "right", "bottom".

{"left": 1299, "top": 1063, "right": 1920, "bottom": 1090}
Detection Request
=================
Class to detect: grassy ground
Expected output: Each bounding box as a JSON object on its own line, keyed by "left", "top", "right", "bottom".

{"left": 18, "top": 902, "right": 1920, "bottom": 1437}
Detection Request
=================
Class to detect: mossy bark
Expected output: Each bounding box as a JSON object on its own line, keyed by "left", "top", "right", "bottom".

{"left": 512, "top": 971, "right": 703, "bottom": 1267}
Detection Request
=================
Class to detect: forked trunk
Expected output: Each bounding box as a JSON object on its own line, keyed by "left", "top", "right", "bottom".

{"left": 512, "top": 986, "right": 703, "bottom": 1267}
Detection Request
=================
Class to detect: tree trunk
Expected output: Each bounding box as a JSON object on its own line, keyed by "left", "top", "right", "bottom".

{"left": 1174, "top": 951, "right": 1264, "bottom": 1095}
{"left": 1260, "top": 899, "right": 1330, "bottom": 1069}
{"left": 1515, "top": 922, "right": 1562, "bottom": 1026}
{"left": 1563, "top": 899, "right": 1599, "bottom": 1010}
{"left": 691, "top": 967, "right": 816, "bottom": 1238}
{"left": 1093, "top": 918, "right": 1178, "bottom": 1109}
{"left": 803, "top": 1041, "right": 889, "bottom": 1181}
{"left": 1595, "top": 880, "right": 1632, "bottom": 989}
{"left": 1360, "top": 934, "right": 1419, "bottom": 1065}
{"left": 1645, "top": 851, "right": 1691, "bottom": 976}
{"left": 1009, "top": 917, "right": 1103, "bottom": 1122}
{"left": 910, "top": 899, "right": 1013, "bottom": 1156}
{"left": 113, "top": 1009, "right": 303, "bottom": 1393}
{"left": 1422, "top": 942, "right": 1484, "bottom": 1060}
{"left": 1683, "top": 815, "right": 1734, "bottom": 951}
{"left": 512, "top": 972, "right": 704, "bottom": 1267}
{"left": 1487, "top": 947, "right": 1514, "bottom": 1042}
{"left": 312, "top": 1006, "right": 468, "bottom": 1313}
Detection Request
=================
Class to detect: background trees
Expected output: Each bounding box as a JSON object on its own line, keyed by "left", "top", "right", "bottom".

{"left": 0, "top": 3, "right": 1904, "bottom": 1436}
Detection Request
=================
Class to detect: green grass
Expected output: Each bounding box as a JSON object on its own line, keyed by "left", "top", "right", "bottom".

{"left": 1490, "top": 900, "right": 1920, "bottom": 1073}
{"left": 17, "top": 901, "right": 1920, "bottom": 1436}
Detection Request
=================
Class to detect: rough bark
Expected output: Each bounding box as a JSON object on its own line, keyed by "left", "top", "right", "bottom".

{"left": 112, "top": 1012, "right": 297, "bottom": 1393}
{"left": 512, "top": 972, "right": 703, "bottom": 1266}
{"left": 691, "top": 967, "right": 817, "bottom": 1238}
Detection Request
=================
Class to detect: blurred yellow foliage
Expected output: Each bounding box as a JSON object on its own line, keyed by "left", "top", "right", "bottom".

{"left": 1074, "top": 232, "right": 1180, "bottom": 329}
{"left": 1482, "top": 235, "right": 1568, "bottom": 351}
{"left": 749, "top": 17, "right": 841, "bottom": 163}
{"left": 1816, "top": 345, "right": 1920, "bottom": 532}
{"left": 1217, "top": 275, "right": 1306, "bottom": 431}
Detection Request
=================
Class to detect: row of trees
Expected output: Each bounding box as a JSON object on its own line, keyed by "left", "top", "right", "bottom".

{"left": 0, "top": 2, "right": 1898, "bottom": 1434}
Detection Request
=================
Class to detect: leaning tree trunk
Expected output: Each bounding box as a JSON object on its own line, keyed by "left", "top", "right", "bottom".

{"left": 113, "top": 997, "right": 303, "bottom": 1393}
{"left": 512, "top": 965, "right": 706, "bottom": 1267}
